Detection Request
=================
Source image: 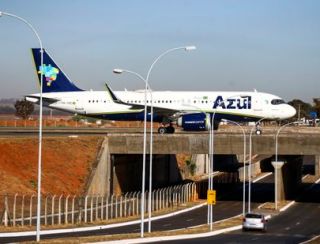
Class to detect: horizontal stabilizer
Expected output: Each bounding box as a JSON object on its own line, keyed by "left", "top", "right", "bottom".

{"left": 25, "top": 95, "right": 60, "bottom": 104}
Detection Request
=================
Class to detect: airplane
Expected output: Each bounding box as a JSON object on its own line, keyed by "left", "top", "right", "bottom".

{"left": 26, "top": 48, "right": 296, "bottom": 134}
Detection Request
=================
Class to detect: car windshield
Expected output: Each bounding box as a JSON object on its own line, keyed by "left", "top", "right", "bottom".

{"left": 271, "top": 99, "right": 285, "bottom": 105}
{"left": 245, "top": 213, "right": 263, "bottom": 218}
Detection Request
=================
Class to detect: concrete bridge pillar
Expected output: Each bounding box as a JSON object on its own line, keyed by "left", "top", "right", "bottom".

{"left": 272, "top": 161, "right": 285, "bottom": 207}
{"left": 271, "top": 155, "right": 303, "bottom": 204}
{"left": 315, "top": 155, "right": 320, "bottom": 177}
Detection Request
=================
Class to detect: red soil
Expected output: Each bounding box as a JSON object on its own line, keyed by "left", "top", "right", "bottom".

{"left": 0, "top": 136, "right": 102, "bottom": 196}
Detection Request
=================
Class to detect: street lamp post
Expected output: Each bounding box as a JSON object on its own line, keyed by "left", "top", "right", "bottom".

{"left": 0, "top": 11, "right": 44, "bottom": 242}
{"left": 182, "top": 104, "right": 212, "bottom": 226}
{"left": 208, "top": 95, "right": 249, "bottom": 229}
{"left": 113, "top": 69, "right": 149, "bottom": 238}
{"left": 273, "top": 121, "right": 300, "bottom": 209}
{"left": 222, "top": 119, "right": 246, "bottom": 216}
{"left": 113, "top": 45, "right": 196, "bottom": 237}
{"left": 248, "top": 118, "right": 265, "bottom": 213}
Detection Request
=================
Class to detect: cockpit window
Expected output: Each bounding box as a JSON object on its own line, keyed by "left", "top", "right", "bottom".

{"left": 271, "top": 99, "right": 285, "bottom": 105}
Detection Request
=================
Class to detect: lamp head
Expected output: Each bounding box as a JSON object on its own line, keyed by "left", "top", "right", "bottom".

{"left": 0, "top": 11, "right": 3, "bottom": 17}
{"left": 184, "top": 46, "right": 196, "bottom": 51}
{"left": 113, "top": 69, "right": 123, "bottom": 74}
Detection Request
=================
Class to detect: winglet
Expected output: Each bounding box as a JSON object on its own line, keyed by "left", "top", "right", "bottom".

{"left": 105, "top": 83, "right": 124, "bottom": 104}
{"left": 105, "top": 83, "right": 146, "bottom": 110}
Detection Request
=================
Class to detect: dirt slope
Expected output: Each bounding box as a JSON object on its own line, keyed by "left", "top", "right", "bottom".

{"left": 0, "top": 136, "right": 102, "bottom": 195}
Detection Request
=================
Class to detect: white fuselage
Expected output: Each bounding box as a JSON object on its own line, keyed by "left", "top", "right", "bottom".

{"left": 27, "top": 90, "right": 296, "bottom": 121}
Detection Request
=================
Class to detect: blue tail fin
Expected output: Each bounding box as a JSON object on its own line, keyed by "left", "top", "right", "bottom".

{"left": 31, "top": 48, "right": 83, "bottom": 93}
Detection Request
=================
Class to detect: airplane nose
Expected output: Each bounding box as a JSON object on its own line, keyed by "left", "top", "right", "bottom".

{"left": 280, "top": 105, "right": 296, "bottom": 119}
{"left": 288, "top": 105, "right": 296, "bottom": 118}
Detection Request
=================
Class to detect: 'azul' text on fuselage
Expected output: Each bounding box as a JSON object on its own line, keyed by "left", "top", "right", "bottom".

{"left": 213, "top": 96, "right": 252, "bottom": 109}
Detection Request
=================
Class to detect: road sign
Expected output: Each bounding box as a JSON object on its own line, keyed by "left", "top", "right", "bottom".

{"left": 207, "top": 190, "right": 216, "bottom": 205}
{"left": 310, "top": 112, "right": 317, "bottom": 119}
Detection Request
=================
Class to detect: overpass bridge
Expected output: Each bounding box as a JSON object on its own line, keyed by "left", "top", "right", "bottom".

{"left": 107, "top": 131, "right": 320, "bottom": 155}
{"left": 86, "top": 128, "right": 320, "bottom": 203}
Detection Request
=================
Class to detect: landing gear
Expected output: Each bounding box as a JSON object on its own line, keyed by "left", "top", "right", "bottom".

{"left": 255, "top": 122, "right": 262, "bottom": 135}
{"left": 158, "top": 123, "right": 175, "bottom": 134}
{"left": 158, "top": 127, "right": 166, "bottom": 134}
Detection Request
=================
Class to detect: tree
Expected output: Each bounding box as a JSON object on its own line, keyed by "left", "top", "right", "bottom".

{"left": 288, "top": 99, "right": 313, "bottom": 120}
{"left": 313, "top": 98, "right": 320, "bottom": 117}
{"left": 14, "top": 99, "right": 34, "bottom": 120}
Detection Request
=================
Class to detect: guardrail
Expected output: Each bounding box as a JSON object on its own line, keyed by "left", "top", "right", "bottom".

{"left": 0, "top": 182, "right": 197, "bottom": 227}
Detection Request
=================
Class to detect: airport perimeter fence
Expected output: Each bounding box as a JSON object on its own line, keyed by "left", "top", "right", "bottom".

{"left": 0, "top": 182, "right": 197, "bottom": 227}
{"left": 0, "top": 119, "right": 96, "bottom": 128}
{"left": 0, "top": 118, "right": 145, "bottom": 128}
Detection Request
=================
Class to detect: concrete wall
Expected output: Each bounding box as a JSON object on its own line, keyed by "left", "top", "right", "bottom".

{"left": 191, "top": 154, "right": 209, "bottom": 176}
{"left": 85, "top": 138, "right": 111, "bottom": 196}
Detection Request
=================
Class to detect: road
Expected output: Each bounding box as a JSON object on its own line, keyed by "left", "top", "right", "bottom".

{"left": 165, "top": 177, "right": 320, "bottom": 243}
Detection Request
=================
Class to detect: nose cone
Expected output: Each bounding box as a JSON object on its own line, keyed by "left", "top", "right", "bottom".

{"left": 284, "top": 105, "right": 296, "bottom": 119}
{"left": 289, "top": 105, "right": 297, "bottom": 117}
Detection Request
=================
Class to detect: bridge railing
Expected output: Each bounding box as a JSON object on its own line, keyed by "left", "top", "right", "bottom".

{"left": 0, "top": 182, "right": 197, "bottom": 227}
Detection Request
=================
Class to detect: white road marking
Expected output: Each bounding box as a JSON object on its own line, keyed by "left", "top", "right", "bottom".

{"left": 253, "top": 172, "right": 273, "bottom": 183}
{"left": 300, "top": 234, "right": 320, "bottom": 244}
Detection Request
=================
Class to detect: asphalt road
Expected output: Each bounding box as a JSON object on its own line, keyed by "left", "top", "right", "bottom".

{"left": 165, "top": 177, "right": 320, "bottom": 243}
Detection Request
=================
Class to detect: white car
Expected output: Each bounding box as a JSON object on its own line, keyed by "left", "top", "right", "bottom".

{"left": 242, "top": 213, "right": 267, "bottom": 232}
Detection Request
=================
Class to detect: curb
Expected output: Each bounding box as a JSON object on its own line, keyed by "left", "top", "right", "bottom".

{"left": 0, "top": 202, "right": 206, "bottom": 237}
{"left": 279, "top": 201, "right": 295, "bottom": 212}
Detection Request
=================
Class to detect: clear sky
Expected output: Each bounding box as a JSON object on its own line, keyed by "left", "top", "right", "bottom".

{"left": 0, "top": 0, "right": 319, "bottom": 103}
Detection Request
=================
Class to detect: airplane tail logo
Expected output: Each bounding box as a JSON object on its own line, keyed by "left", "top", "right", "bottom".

{"left": 38, "top": 64, "right": 59, "bottom": 86}
{"left": 31, "top": 48, "right": 82, "bottom": 93}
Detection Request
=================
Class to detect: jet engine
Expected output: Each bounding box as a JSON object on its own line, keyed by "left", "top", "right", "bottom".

{"left": 177, "top": 113, "right": 211, "bottom": 131}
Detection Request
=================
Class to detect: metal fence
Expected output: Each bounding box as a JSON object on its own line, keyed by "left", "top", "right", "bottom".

{"left": 0, "top": 182, "right": 197, "bottom": 227}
